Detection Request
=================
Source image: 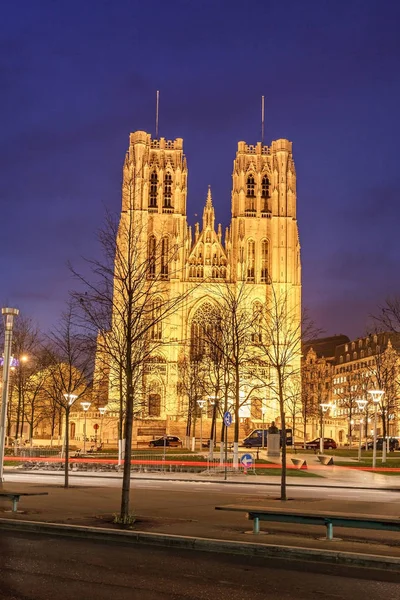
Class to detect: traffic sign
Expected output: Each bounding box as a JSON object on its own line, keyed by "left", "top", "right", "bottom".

{"left": 240, "top": 453, "right": 253, "bottom": 469}
{"left": 93, "top": 424, "right": 99, "bottom": 430}
{"left": 223, "top": 411, "right": 232, "bottom": 427}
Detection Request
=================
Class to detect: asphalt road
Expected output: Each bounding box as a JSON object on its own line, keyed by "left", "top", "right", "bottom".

{"left": 0, "top": 531, "right": 399, "bottom": 600}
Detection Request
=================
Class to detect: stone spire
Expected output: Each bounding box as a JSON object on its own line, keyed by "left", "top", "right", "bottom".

{"left": 202, "top": 185, "right": 215, "bottom": 231}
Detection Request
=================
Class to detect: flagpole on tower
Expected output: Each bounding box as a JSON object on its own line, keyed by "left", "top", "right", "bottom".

{"left": 261, "top": 95, "right": 265, "bottom": 145}
{"left": 155, "top": 90, "right": 160, "bottom": 138}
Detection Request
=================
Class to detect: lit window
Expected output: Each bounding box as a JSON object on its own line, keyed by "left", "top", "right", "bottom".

{"left": 148, "top": 235, "right": 156, "bottom": 278}
{"left": 149, "top": 171, "right": 158, "bottom": 207}
{"left": 164, "top": 173, "right": 173, "bottom": 208}
{"left": 161, "top": 237, "right": 169, "bottom": 278}
{"left": 246, "top": 175, "right": 255, "bottom": 197}
{"left": 247, "top": 240, "right": 255, "bottom": 281}
{"left": 261, "top": 239, "right": 269, "bottom": 282}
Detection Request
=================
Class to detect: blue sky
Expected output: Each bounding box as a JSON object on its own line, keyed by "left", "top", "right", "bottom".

{"left": 1, "top": 0, "right": 400, "bottom": 338}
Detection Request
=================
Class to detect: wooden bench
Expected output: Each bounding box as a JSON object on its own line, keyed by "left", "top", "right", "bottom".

{"left": 215, "top": 504, "right": 400, "bottom": 540}
{"left": 0, "top": 492, "right": 48, "bottom": 513}
{"left": 317, "top": 455, "right": 334, "bottom": 466}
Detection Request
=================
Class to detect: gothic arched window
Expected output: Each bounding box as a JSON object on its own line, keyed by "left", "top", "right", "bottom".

{"left": 149, "top": 171, "right": 158, "bottom": 208}
{"left": 164, "top": 172, "right": 173, "bottom": 208}
{"left": 261, "top": 176, "right": 270, "bottom": 212}
{"left": 148, "top": 394, "right": 161, "bottom": 417}
{"left": 161, "top": 237, "right": 169, "bottom": 278}
{"left": 190, "top": 302, "right": 219, "bottom": 360}
{"left": 261, "top": 239, "right": 269, "bottom": 282}
{"left": 148, "top": 235, "right": 156, "bottom": 279}
{"left": 247, "top": 239, "right": 255, "bottom": 281}
{"left": 261, "top": 176, "right": 270, "bottom": 198}
{"left": 246, "top": 175, "right": 255, "bottom": 197}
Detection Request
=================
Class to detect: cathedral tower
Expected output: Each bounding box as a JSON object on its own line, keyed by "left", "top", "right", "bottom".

{"left": 121, "top": 131, "right": 189, "bottom": 280}
{"left": 229, "top": 139, "right": 300, "bottom": 290}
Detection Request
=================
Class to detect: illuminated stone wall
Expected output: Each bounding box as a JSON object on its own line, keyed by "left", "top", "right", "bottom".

{"left": 105, "top": 131, "right": 302, "bottom": 430}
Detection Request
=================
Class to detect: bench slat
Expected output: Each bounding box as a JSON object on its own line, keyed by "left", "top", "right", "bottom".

{"left": 0, "top": 492, "right": 48, "bottom": 497}
{"left": 215, "top": 505, "right": 400, "bottom": 525}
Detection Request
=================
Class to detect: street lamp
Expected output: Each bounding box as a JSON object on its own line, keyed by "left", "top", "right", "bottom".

{"left": 99, "top": 406, "right": 107, "bottom": 446}
{"left": 319, "top": 403, "right": 331, "bottom": 454}
{"left": 62, "top": 393, "right": 77, "bottom": 460}
{"left": 81, "top": 401, "right": 91, "bottom": 453}
{"left": 0, "top": 308, "right": 19, "bottom": 483}
{"left": 368, "top": 389, "right": 384, "bottom": 469}
{"left": 355, "top": 398, "right": 368, "bottom": 462}
{"left": 197, "top": 399, "right": 206, "bottom": 451}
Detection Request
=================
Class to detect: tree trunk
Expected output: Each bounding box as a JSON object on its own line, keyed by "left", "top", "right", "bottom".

{"left": 20, "top": 395, "right": 25, "bottom": 439}
{"left": 280, "top": 408, "right": 287, "bottom": 501}
{"left": 234, "top": 367, "right": 240, "bottom": 444}
{"left": 279, "top": 372, "right": 287, "bottom": 501}
{"left": 118, "top": 369, "right": 124, "bottom": 441}
{"left": 30, "top": 404, "right": 34, "bottom": 442}
{"left": 120, "top": 363, "right": 134, "bottom": 523}
{"left": 210, "top": 400, "right": 218, "bottom": 444}
{"left": 15, "top": 385, "right": 22, "bottom": 440}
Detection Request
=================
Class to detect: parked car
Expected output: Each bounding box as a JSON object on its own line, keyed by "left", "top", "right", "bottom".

{"left": 362, "top": 438, "right": 399, "bottom": 451}
{"left": 305, "top": 437, "right": 337, "bottom": 450}
{"left": 149, "top": 435, "right": 182, "bottom": 448}
{"left": 242, "top": 428, "right": 293, "bottom": 449}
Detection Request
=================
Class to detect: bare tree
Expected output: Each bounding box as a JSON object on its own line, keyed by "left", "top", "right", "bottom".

{"left": 177, "top": 354, "right": 208, "bottom": 445}
{"left": 44, "top": 303, "right": 93, "bottom": 488}
{"left": 198, "top": 280, "right": 263, "bottom": 464}
{"left": 300, "top": 349, "right": 323, "bottom": 447}
{"left": 372, "top": 297, "right": 400, "bottom": 333}
{"left": 284, "top": 375, "right": 302, "bottom": 446}
{"left": 70, "top": 207, "right": 192, "bottom": 524}
{"left": 7, "top": 317, "right": 41, "bottom": 442}
{"left": 367, "top": 340, "right": 399, "bottom": 439}
{"left": 253, "top": 285, "right": 308, "bottom": 501}
{"left": 23, "top": 351, "right": 53, "bottom": 446}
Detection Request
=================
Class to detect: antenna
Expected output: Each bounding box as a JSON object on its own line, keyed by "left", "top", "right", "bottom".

{"left": 155, "top": 90, "right": 160, "bottom": 138}
{"left": 261, "top": 95, "right": 265, "bottom": 145}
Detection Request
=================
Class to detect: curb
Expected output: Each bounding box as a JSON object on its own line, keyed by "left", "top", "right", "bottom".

{"left": 0, "top": 517, "right": 399, "bottom": 572}
{"left": 6, "top": 469, "right": 400, "bottom": 492}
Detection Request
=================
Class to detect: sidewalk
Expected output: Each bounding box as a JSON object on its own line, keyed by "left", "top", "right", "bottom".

{"left": 6, "top": 452, "right": 400, "bottom": 490}
{"left": 1, "top": 468, "right": 400, "bottom": 571}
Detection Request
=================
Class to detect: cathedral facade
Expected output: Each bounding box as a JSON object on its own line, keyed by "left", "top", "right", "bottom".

{"left": 108, "top": 130, "right": 301, "bottom": 433}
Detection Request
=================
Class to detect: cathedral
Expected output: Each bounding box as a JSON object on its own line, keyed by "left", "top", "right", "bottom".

{"left": 106, "top": 130, "right": 301, "bottom": 439}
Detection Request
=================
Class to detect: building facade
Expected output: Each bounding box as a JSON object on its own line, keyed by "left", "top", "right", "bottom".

{"left": 100, "top": 130, "right": 302, "bottom": 441}
{"left": 303, "top": 333, "right": 400, "bottom": 445}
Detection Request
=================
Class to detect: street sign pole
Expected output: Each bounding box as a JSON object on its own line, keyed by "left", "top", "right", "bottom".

{"left": 223, "top": 411, "right": 232, "bottom": 481}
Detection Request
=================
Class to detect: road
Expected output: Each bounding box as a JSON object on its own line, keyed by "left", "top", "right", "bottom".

{"left": 0, "top": 531, "right": 399, "bottom": 600}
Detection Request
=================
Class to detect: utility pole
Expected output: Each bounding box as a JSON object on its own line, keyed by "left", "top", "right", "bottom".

{"left": 0, "top": 308, "right": 19, "bottom": 483}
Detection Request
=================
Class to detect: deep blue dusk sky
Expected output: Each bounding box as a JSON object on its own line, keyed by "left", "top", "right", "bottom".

{"left": 1, "top": 0, "right": 400, "bottom": 339}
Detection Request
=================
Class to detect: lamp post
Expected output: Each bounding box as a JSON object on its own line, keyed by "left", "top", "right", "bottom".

{"left": 197, "top": 399, "right": 206, "bottom": 451}
{"left": 368, "top": 389, "right": 384, "bottom": 469}
{"left": 355, "top": 398, "right": 368, "bottom": 462}
{"left": 261, "top": 405, "right": 267, "bottom": 449}
{"left": 319, "top": 403, "right": 331, "bottom": 454}
{"left": 62, "top": 393, "right": 77, "bottom": 460}
{"left": 99, "top": 406, "right": 107, "bottom": 445}
{"left": 81, "top": 402, "right": 91, "bottom": 453}
{"left": 0, "top": 308, "right": 19, "bottom": 483}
